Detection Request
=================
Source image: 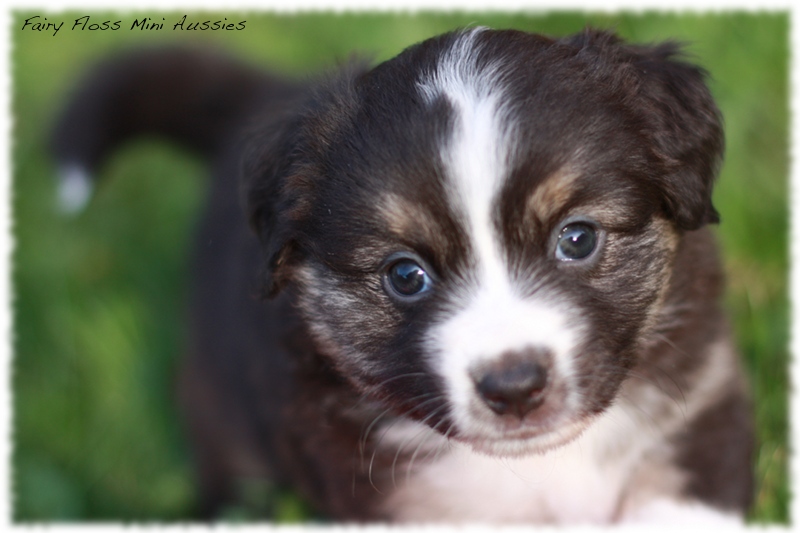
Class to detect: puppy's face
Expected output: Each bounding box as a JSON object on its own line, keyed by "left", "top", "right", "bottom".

{"left": 247, "top": 29, "right": 723, "bottom": 456}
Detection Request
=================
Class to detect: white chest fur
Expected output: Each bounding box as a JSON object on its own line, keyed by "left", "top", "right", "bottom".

{"left": 380, "top": 401, "right": 671, "bottom": 524}
{"left": 386, "top": 441, "right": 624, "bottom": 523}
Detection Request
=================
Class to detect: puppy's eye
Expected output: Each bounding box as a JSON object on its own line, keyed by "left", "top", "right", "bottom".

{"left": 556, "top": 223, "right": 597, "bottom": 261}
{"left": 385, "top": 259, "right": 432, "bottom": 298}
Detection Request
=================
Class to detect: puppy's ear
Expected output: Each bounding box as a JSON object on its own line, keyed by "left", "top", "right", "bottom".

{"left": 242, "top": 65, "right": 364, "bottom": 297}
{"left": 242, "top": 116, "right": 309, "bottom": 298}
{"left": 566, "top": 30, "right": 722, "bottom": 230}
{"left": 632, "top": 40, "right": 724, "bottom": 230}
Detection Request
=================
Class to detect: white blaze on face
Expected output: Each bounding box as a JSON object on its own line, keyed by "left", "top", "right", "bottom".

{"left": 418, "top": 29, "right": 585, "bottom": 438}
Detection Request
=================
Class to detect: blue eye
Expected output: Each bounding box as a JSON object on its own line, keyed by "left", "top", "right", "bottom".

{"left": 385, "top": 258, "right": 432, "bottom": 298}
{"left": 556, "top": 223, "right": 598, "bottom": 261}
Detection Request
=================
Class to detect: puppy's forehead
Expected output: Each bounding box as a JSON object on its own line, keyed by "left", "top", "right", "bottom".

{"left": 415, "top": 29, "right": 525, "bottom": 287}
{"left": 366, "top": 28, "right": 653, "bottom": 292}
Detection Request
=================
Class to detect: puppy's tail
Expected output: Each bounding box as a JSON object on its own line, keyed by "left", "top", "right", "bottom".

{"left": 50, "top": 47, "right": 281, "bottom": 214}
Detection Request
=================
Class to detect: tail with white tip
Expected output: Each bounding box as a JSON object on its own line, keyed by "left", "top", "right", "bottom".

{"left": 50, "top": 47, "right": 284, "bottom": 213}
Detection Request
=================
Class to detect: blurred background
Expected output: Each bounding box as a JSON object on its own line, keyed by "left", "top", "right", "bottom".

{"left": 12, "top": 10, "right": 789, "bottom": 523}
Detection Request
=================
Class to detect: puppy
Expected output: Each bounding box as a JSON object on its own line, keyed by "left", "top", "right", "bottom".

{"left": 52, "top": 27, "right": 754, "bottom": 524}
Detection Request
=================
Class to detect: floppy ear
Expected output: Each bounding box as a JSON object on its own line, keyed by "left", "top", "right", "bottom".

{"left": 242, "top": 115, "right": 310, "bottom": 298}
{"left": 564, "top": 30, "right": 723, "bottom": 230}
{"left": 632, "top": 41, "right": 724, "bottom": 230}
{"left": 242, "top": 65, "right": 365, "bottom": 297}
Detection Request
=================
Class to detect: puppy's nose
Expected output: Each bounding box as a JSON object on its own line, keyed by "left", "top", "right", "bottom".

{"left": 473, "top": 350, "right": 549, "bottom": 419}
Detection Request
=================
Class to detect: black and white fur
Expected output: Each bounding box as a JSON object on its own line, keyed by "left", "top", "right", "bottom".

{"left": 52, "top": 28, "right": 754, "bottom": 524}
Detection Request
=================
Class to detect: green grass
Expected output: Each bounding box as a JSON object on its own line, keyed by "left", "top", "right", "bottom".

{"left": 12, "top": 10, "right": 789, "bottom": 523}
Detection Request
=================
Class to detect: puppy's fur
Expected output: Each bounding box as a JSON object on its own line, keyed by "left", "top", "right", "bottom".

{"left": 52, "top": 28, "right": 754, "bottom": 523}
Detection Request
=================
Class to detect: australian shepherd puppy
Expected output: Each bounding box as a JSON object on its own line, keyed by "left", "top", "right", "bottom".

{"left": 52, "top": 27, "right": 754, "bottom": 524}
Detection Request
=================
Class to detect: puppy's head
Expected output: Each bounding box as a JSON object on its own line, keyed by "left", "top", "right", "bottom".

{"left": 245, "top": 28, "right": 723, "bottom": 456}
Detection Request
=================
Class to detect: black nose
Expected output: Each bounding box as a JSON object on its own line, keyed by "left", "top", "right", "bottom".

{"left": 473, "top": 353, "right": 549, "bottom": 419}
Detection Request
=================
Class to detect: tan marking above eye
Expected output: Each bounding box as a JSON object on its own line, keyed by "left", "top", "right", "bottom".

{"left": 380, "top": 193, "right": 409, "bottom": 233}
{"left": 525, "top": 166, "right": 648, "bottom": 231}
{"left": 526, "top": 165, "right": 582, "bottom": 223}
{"left": 380, "top": 192, "right": 439, "bottom": 238}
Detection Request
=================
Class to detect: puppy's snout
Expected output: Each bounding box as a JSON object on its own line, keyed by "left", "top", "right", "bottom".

{"left": 472, "top": 349, "right": 551, "bottom": 419}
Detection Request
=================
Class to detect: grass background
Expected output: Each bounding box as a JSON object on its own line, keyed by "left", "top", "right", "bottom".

{"left": 11, "top": 10, "right": 789, "bottom": 523}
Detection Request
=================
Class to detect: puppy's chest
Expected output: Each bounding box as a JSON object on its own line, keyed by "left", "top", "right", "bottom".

{"left": 388, "top": 448, "right": 625, "bottom": 523}
{"left": 378, "top": 409, "right": 655, "bottom": 523}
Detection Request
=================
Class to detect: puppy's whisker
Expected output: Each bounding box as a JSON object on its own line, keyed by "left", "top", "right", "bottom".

{"left": 597, "top": 363, "right": 687, "bottom": 418}
{"left": 366, "top": 393, "right": 444, "bottom": 490}
{"left": 359, "top": 391, "right": 438, "bottom": 455}
{"left": 428, "top": 423, "right": 456, "bottom": 465}
{"left": 389, "top": 402, "right": 447, "bottom": 488}
{"left": 359, "top": 406, "right": 394, "bottom": 458}
{"left": 366, "top": 415, "right": 409, "bottom": 495}
{"left": 406, "top": 416, "right": 449, "bottom": 484}
{"left": 600, "top": 369, "right": 684, "bottom": 436}
{"left": 632, "top": 365, "right": 688, "bottom": 422}
{"left": 368, "top": 372, "right": 429, "bottom": 391}
{"left": 634, "top": 345, "right": 690, "bottom": 406}
{"left": 358, "top": 388, "right": 435, "bottom": 437}
{"left": 350, "top": 372, "right": 430, "bottom": 411}
{"left": 351, "top": 373, "right": 434, "bottom": 440}
{"left": 614, "top": 390, "right": 669, "bottom": 437}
